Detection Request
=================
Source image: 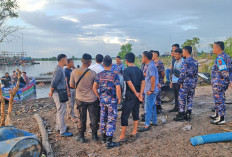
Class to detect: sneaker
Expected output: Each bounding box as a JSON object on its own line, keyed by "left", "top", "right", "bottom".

{"left": 138, "top": 126, "right": 150, "bottom": 132}
{"left": 56, "top": 126, "right": 69, "bottom": 134}
{"left": 210, "top": 116, "right": 226, "bottom": 125}
{"left": 150, "top": 123, "right": 157, "bottom": 127}
{"left": 210, "top": 112, "right": 218, "bottom": 120}
{"left": 76, "top": 132, "right": 87, "bottom": 143}
{"left": 60, "top": 131, "right": 73, "bottom": 137}
{"left": 92, "top": 131, "right": 99, "bottom": 141}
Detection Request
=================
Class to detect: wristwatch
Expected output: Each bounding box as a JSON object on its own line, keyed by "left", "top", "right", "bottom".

{"left": 150, "top": 90, "right": 154, "bottom": 93}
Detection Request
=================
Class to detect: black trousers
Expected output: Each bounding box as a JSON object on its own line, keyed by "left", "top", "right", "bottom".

{"left": 121, "top": 92, "right": 140, "bottom": 126}
{"left": 172, "top": 83, "right": 180, "bottom": 109}
{"left": 76, "top": 99, "right": 99, "bottom": 133}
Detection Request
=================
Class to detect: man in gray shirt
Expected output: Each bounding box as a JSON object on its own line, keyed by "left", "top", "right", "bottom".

{"left": 49, "top": 54, "right": 73, "bottom": 137}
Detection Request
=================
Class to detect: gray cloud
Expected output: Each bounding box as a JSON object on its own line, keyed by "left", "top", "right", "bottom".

{"left": 1, "top": 0, "right": 232, "bottom": 57}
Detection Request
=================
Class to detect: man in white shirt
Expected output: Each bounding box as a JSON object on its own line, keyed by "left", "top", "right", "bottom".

{"left": 89, "top": 54, "right": 104, "bottom": 124}
{"left": 89, "top": 54, "right": 104, "bottom": 74}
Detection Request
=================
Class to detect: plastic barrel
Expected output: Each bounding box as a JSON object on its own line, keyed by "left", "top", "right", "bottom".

{"left": 0, "top": 126, "right": 42, "bottom": 157}
{"left": 190, "top": 132, "right": 232, "bottom": 146}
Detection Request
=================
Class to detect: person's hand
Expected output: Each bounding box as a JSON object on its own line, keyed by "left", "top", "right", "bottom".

{"left": 135, "top": 92, "right": 140, "bottom": 99}
{"left": 180, "top": 84, "right": 183, "bottom": 89}
{"left": 158, "top": 84, "right": 161, "bottom": 88}
{"left": 170, "top": 83, "right": 173, "bottom": 88}
{"left": 229, "top": 83, "right": 232, "bottom": 88}
{"left": 49, "top": 92, "right": 53, "bottom": 98}
{"left": 146, "top": 91, "right": 153, "bottom": 96}
{"left": 139, "top": 95, "right": 144, "bottom": 102}
{"left": 118, "top": 99, "right": 121, "bottom": 104}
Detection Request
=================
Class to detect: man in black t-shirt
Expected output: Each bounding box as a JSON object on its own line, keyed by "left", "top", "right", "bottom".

{"left": 118, "top": 52, "right": 145, "bottom": 141}
{"left": 1, "top": 72, "right": 11, "bottom": 87}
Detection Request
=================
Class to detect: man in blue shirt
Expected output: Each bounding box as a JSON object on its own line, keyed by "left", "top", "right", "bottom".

{"left": 65, "top": 59, "right": 78, "bottom": 123}
{"left": 210, "top": 41, "right": 232, "bottom": 125}
{"left": 139, "top": 51, "right": 159, "bottom": 132}
{"left": 111, "top": 56, "right": 126, "bottom": 75}
{"left": 169, "top": 49, "right": 184, "bottom": 113}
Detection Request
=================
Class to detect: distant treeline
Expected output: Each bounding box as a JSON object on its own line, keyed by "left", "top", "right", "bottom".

{"left": 33, "top": 56, "right": 117, "bottom": 61}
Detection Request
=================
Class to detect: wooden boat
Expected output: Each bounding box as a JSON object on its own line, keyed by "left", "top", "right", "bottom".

{"left": 1, "top": 78, "right": 36, "bottom": 102}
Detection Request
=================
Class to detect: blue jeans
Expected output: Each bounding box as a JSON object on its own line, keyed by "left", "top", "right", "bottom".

{"left": 165, "top": 68, "right": 171, "bottom": 82}
{"left": 145, "top": 92, "right": 157, "bottom": 126}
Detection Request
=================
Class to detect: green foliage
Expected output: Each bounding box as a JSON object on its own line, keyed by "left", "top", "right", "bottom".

{"left": 0, "top": 0, "right": 18, "bottom": 20}
{"left": 182, "top": 37, "right": 200, "bottom": 50}
{"left": 224, "top": 36, "right": 232, "bottom": 57}
{"left": 118, "top": 43, "right": 133, "bottom": 59}
{"left": 0, "top": 0, "right": 19, "bottom": 43}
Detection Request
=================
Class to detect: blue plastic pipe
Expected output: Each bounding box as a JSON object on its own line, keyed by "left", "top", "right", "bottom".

{"left": 190, "top": 132, "right": 232, "bottom": 146}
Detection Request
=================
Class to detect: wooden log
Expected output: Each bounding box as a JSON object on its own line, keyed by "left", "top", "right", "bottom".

{"left": 0, "top": 84, "right": 6, "bottom": 126}
{"left": 34, "top": 113, "right": 54, "bottom": 157}
{"left": 221, "top": 128, "right": 232, "bottom": 132}
{"left": 6, "top": 69, "right": 21, "bottom": 126}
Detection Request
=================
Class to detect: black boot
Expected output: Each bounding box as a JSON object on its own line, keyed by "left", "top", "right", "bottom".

{"left": 184, "top": 110, "right": 192, "bottom": 121}
{"left": 210, "top": 116, "right": 226, "bottom": 125}
{"left": 76, "top": 132, "right": 86, "bottom": 143}
{"left": 101, "top": 133, "right": 106, "bottom": 144}
{"left": 92, "top": 130, "right": 99, "bottom": 141}
{"left": 105, "top": 136, "right": 121, "bottom": 149}
{"left": 173, "top": 112, "right": 185, "bottom": 122}
{"left": 210, "top": 112, "right": 218, "bottom": 120}
{"left": 156, "top": 105, "right": 162, "bottom": 114}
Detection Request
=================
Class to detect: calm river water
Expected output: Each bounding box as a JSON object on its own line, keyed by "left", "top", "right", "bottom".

{"left": 0, "top": 60, "right": 116, "bottom": 99}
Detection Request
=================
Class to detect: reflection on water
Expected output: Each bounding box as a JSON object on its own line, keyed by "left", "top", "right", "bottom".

{"left": 36, "top": 84, "right": 50, "bottom": 99}
{"left": 0, "top": 60, "right": 82, "bottom": 78}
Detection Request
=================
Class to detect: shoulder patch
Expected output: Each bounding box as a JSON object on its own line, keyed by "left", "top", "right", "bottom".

{"left": 217, "top": 58, "right": 227, "bottom": 71}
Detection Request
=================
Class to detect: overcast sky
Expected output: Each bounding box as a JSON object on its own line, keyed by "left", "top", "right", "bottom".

{"left": 0, "top": 0, "right": 232, "bottom": 58}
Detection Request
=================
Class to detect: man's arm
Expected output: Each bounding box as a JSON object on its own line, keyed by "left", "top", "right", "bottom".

{"left": 66, "top": 78, "right": 71, "bottom": 97}
{"left": 93, "top": 82, "right": 100, "bottom": 99}
{"left": 139, "top": 80, "right": 145, "bottom": 102}
{"left": 116, "top": 85, "right": 121, "bottom": 104}
{"left": 147, "top": 76, "right": 155, "bottom": 95}
{"left": 49, "top": 70, "right": 62, "bottom": 98}
{"left": 69, "top": 71, "right": 75, "bottom": 89}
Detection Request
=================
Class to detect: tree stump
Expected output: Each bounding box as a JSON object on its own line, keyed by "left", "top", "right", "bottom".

{"left": 0, "top": 84, "right": 6, "bottom": 126}
{"left": 34, "top": 114, "right": 54, "bottom": 157}
{"left": 6, "top": 69, "right": 21, "bottom": 126}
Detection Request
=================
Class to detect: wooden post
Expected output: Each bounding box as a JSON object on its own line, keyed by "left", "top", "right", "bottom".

{"left": 0, "top": 84, "right": 6, "bottom": 127}
{"left": 34, "top": 114, "right": 54, "bottom": 157}
{"left": 6, "top": 69, "right": 21, "bottom": 126}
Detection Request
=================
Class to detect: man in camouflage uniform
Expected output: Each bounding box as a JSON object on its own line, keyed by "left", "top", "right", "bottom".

{"left": 151, "top": 50, "right": 165, "bottom": 114}
{"left": 174, "top": 46, "right": 198, "bottom": 121}
{"left": 210, "top": 41, "right": 232, "bottom": 125}
{"left": 93, "top": 55, "right": 121, "bottom": 149}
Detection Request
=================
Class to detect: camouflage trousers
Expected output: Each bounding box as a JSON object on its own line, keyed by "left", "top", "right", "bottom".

{"left": 155, "top": 87, "right": 161, "bottom": 106}
{"left": 100, "top": 103, "right": 118, "bottom": 137}
{"left": 179, "top": 84, "right": 196, "bottom": 112}
{"left": 212, "top": 83, "right": 228, "bottom": 116}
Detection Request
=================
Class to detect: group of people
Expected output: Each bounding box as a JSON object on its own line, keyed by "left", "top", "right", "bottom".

{"left": 1, "top": 70, "right": 30, "bottom": 88}
{"left": 49, "top": 41, "right": 232, "bottom": 149}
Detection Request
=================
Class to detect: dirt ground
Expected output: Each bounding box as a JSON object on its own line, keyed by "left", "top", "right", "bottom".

{"left": 7, "top": 86, "right": 232, "bottom": 157}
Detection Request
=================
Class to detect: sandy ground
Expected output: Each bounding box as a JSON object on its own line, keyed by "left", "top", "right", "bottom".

{"left": 5, "top": 86, "right": 232, "bottom": 157}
